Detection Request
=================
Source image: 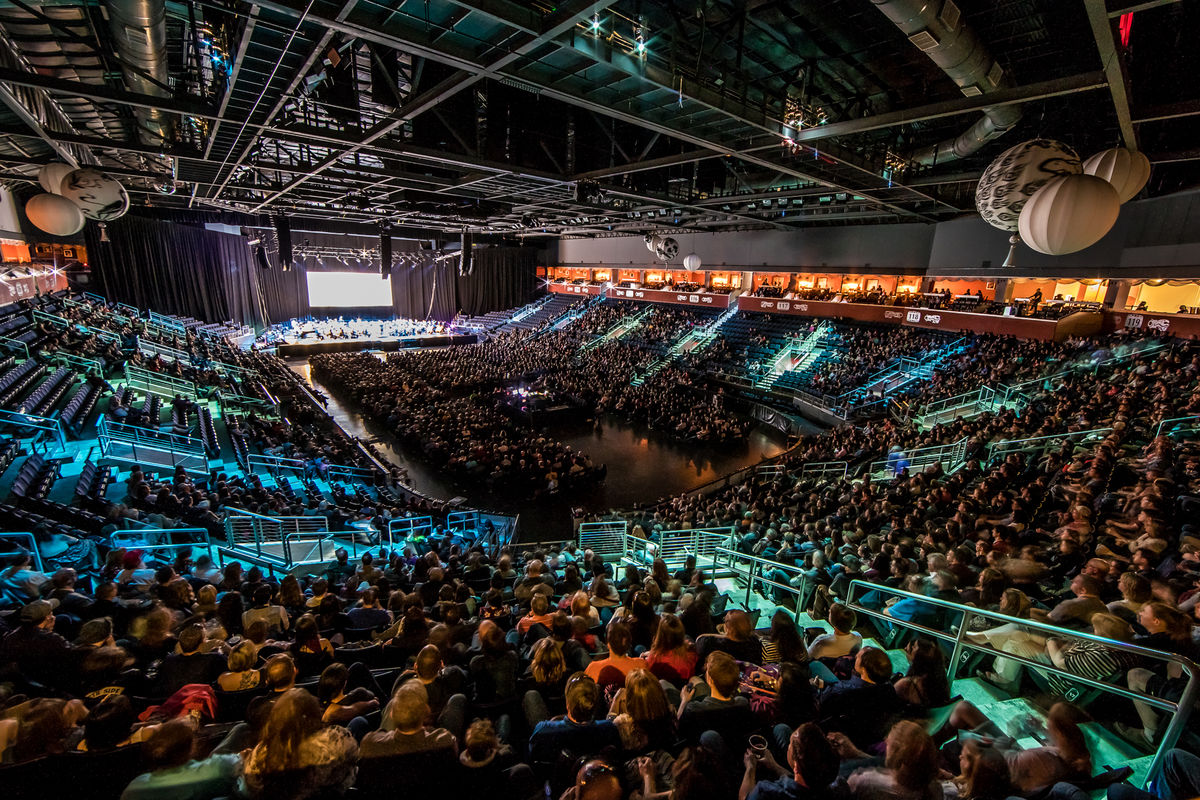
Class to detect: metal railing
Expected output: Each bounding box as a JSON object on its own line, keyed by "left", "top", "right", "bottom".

{"left": 0, "top": 532, "right": 44, "bottom": 572}
{"left": 124, "top": 364, "right": 198, "bottom": 399}
{"left": 388, "top": 516, "right": 435, "bottom": 550}
{"left": 108, "top": 528, "right": 212, "bottom": 549}
{"left": 98, "top": 415, "right": 208, "bottom": 475}
{"left": 986, "top": 427, "right": 1113, "bottom": 464}
{"left": 1156, "top": 414, "right": 1200, "bottom": 439}
{"left": 32, "top": 308, "right": 70, "bottom": 328}
{"left": 84, "top": 326, "right": 122, "bottom": 345}
{"left": 137, "top": 337, "right": 190, "bottom": 363}
{"left": 116, "top": 302, "right": 140, "bottom": 319}
{"left": 869, "top": 437, "right": 969, "bottom": 478}
{"left": 799, "top": 460, "right": 848, "bottom": 481}
{"left": 624, "top": 527, "right": 734, "bottom": 570}
{"left": 714, "top": 546, "right": 809, "bottom": 608}
{"left": 149, "top": 311, "right": 186, "bottom": 335}
{"left": 49, "top": 351, "right": 102, "bottom": 375}
{"left": 844, "top": 579, "right": 1197, "bottom": 788}
{"left": 0, "top": 333, "right": 29, "bottom": 359}
{"left": 280, "top": 531, "right": 376, "bottom": 568}
{"left": 578, "top": 520, "right": 628, "bottom": 561}
{"left": 0, "top": 407, "right": 66, "bottom": 451}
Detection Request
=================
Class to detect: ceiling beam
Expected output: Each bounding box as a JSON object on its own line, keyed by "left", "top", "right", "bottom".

{"left": 246, "top": 0, "right": 942, "bottom": 222}
{"left": 245, "top": 0, "right": 600, "bottom": 213}
{"left": 786, "top": 72, "right": 1109, "bottom": 144}
{"left": 203, "top": 6, "right": 259, "bottom": 160}
{"left": 0, "top": 66, "right": 217, "bottom": 119}
{"left": 1106, "top": 0, "right": 1182, "bottom": 16}
{"left": 0, "top": 83, "right": 78, "bottom": 166}
{"left": 1084, "top": 0, "right": 1138, "bottom": 148}
{"left": 1132, "top": 99, "right": 1200, "bottom": 124}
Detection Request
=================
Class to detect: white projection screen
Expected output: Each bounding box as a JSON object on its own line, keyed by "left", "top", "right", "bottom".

{"left": 305, "top": 271, "right": 390, "bottom": 307}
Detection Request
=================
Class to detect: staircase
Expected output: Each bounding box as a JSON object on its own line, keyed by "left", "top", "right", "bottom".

{"left": 755, "top": 320, "right": 830, "bottom": 390}
{"left": 581, "top": 305, "right": 653, "bottom": 352}
{"left": 548, "top": 293, "right": 605, "bottom": 332}
{"left": 630, "top": 302, "right": 739, "bottom": 386}
{"left": 838, "top": 337, "right": 970, "bottom": 410}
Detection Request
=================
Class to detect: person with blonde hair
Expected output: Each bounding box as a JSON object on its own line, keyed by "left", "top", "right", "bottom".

{"left": 217, "top": 640, "right": 262, "bottom": 691}
{"left": 570, "top": 589, "right": 601, "bottom": 626}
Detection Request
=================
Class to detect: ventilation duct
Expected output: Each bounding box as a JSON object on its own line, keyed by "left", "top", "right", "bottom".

{"left": 106, "top": 0, "right": 173, "bottom": 144}
{"left": 870, "top": 0, "right": 1022, "bottom": 165}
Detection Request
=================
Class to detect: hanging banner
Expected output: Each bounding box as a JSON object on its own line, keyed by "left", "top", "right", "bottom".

{"left": 0, "top": 270, "right": 67, "bottom": 304}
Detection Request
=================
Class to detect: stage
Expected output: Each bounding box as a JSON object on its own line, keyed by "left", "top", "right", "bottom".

{"left": 277, "top": 333, "right": 478, "bottom": 356}
{"left": 262, "top": 316, "right": 479, "bottom": 356}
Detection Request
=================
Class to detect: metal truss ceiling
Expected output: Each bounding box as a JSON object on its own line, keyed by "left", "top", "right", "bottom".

{"left": 0, "top": 0, "right": 1194, "bottom": 237}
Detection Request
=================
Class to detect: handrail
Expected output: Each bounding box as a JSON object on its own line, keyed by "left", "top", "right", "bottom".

{"left": 0, "top": 333, "right": 29, "bottom": 359}
{"left": 99, "top": 416, "right": 205, "bottom": 453}
{"left": 49, "top": 351, "right": 102, "bottom": 375}
{"left": 869, "top": 437, "right": 968, "bottom": 478}
{"left": 0, "top": 532, "right": 44, "bottom": 572}
{"left": 125, "top": 364, "right": 198, "bottom": 397}
{"left": 281, "top": 531, "right": 375, "bottom": 567}
{"left": 714, "top": 546, "right": 808, "bottom": 607}
{"left": 0, "top": 408, "right": 67, "bottom": 450}
{"left": 137, "top": 337, "right": 190, "bottom": 363}
{"left": 845, "top": 579, "right": 1197, "bottom": 787}
{"left": 986, "top": 427, "right": 1113, "bottom": 463}
{"left": 799, "top": 460, "right": 848, "bottom": 480}
{"left": 216, "top": 544, "right": 289, "bottom": 572}
{"left": 1156, "top": 414, "right": 1200, "bottom": 439}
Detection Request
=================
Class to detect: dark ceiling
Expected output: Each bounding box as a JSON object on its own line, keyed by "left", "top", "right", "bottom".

{"left": 0, "top": 0, "right": 1195, "bottom": 241}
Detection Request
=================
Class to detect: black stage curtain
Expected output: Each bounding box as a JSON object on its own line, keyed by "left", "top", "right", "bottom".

{"left": 456, "top": 247, "right": 537, "bottom": 316}
{"left": 388, "top": 247, "right": 536, "bottom": 321}
{"left": 85, "top": 216, "right": 309, "bottom": 329}
{"left": 390, "top": 262, "right": 458, "bottom": 321}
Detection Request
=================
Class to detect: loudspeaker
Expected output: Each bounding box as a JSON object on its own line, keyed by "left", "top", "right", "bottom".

{"left": 255, "top": 245, "right": 271, "bottom": 270}
{"left": 460, "top": 230, "right": 472, "bottom": 276}
{"left": 380, "top": 226, "right": 393, "bottom": 280}
{"left": 274, "top": 215, "right": 292, "bottom": 267}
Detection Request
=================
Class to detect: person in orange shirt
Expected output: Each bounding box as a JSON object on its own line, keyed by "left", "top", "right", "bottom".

{"left": 516, "top": 593, "right": 556, "bottom": 635}
{"left": 584, "top": 622, "right": 641, "bottom": 687}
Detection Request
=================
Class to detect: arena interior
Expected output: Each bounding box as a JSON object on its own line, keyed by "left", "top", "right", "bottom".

{"left": 1, "top": 1, "right": 1200, "bottom": 799}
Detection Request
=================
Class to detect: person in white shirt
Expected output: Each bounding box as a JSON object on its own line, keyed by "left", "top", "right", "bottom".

{"left": 806, "top": 603, "right": 863, "bottom": 685}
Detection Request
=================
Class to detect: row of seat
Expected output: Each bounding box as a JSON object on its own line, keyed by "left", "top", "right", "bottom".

{"left": 16, "top": 495, "right": 108, "bottom": 536}
{"left": 0, "top": 360, "right": 43, "bottom": 407}
{"left": 197, "top": 405, "right": 220, "bottom": 457}
{"left": 8, "top": 453, "right": 57, "bottom": 501}
{"left": 74, "top": 458, "right": 113, "bottom": 501}
{"left": 60, "top": 381, "right": 101, "bottom": 434}
{"left": 23, "top": 366, "right": 76, "bottom": 417}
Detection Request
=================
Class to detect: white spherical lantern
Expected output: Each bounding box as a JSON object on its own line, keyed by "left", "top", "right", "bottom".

{"left": 25, "top": 192, "right": 85, "bottom": 236}
{"left": 59, "top": 168, "right": 130, "bottom": 220}
{"left": 1018, "top": 174, "right": 1120, "bottom": 256}
{"left": 683, "top": 253, "right": 701, "bottom": 270}
{"left": 644, "top": 234, "right": 661, "bottom": 253}
{"left": 975, "top": 138, "right": 1082, "bottom": 232}
{"left": 37, "top": 162, "right": 74, "bottom": 195}
{"left": 1083, "top": 147, "right": 1151, "bottom": 204}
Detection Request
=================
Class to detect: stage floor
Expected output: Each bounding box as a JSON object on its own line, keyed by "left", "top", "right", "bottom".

{"left": 276, "top": 333, "right": 478, "bottom": 356}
